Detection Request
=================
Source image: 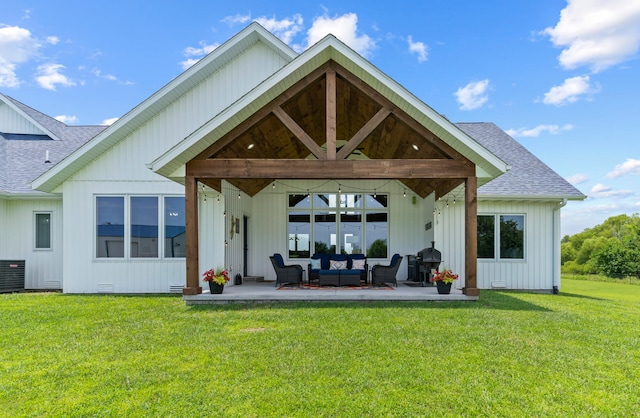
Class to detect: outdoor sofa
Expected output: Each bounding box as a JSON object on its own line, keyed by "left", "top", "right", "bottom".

{"left": 308, "top": 253, "right": 368, "bottom": 286}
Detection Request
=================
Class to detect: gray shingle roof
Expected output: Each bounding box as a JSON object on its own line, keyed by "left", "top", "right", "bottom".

{"left": 0, "top": 95, "right": 106, "bottom": 195}
{"left": 456, "top": 122, "right": 585, "bottom": 200}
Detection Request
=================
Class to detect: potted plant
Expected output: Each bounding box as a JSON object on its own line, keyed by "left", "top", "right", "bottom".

{"left": 431, "top": 268, "right": 458, "bottom": 294}
{"left": 203, "top": 266, "right": 230, "bottom": 294}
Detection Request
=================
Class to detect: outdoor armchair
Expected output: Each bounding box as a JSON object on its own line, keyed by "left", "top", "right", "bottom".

{"left": 371, "top": 254, "right": 403, "bottom": 287}
{"left": 269, "top": 253, "right": 303, "bottom": 287}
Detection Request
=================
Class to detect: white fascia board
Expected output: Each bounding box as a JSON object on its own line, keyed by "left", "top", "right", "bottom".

{"left": 33, "top": 23, "right": 296, "bottom": 193}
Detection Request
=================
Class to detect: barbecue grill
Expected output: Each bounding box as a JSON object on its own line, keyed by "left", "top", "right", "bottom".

{"left": 407, "top": 241, "right": 442, "bottom": 286}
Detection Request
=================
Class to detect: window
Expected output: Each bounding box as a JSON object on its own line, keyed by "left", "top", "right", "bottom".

{"left": 96, "top": 195, "right": 185, "bottom": 259}
{"left": 288, "top": 193, "right": 389, "bottom": 258}
{"left": 35, "top": 212, "right": 51, "bottom": 249}
{"left": 477, "top": 214, "right": 525, "bottom": 260}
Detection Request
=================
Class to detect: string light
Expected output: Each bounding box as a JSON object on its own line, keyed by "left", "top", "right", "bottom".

{"left": 238, "top": 192, "right": 241, "bottom": 199}
{"left": 403, "top": 189, "right": 407, "bottom": 198}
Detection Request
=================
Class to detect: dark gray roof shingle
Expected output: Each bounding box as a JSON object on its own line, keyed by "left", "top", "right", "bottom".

{"left": 456, "top": 122, "right": 585, "bottom": 199}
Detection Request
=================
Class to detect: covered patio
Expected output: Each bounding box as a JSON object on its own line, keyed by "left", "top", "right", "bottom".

{"left": 181, "top": 60, "right": 482, "bottom": 297}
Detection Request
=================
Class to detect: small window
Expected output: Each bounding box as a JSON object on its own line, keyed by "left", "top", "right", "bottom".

{"left": 35, "top": 213, "right": 51, "bottom": 249}
{"left": 477, "top": 214, "right": 525, "bottom": 260}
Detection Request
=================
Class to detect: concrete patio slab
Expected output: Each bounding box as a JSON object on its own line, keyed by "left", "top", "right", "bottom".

{"left": 183, "top": 280, "right": 478, "bottom": 304}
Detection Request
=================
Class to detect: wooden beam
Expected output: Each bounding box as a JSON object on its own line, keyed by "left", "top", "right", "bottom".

{"left": 337, "top": 106, "right": 391, "bottom": 160}
{"left": 326, "top": 68, "right": 337, "bottom": 160}
{"left": 183, "top": 175, "right": 202, "bottom": 295}
{"left": 187, "top": 158, "right": 474, "bottom": 179}
{"left": 463, "top": 176, "right": 479, "bottom": 296}
{"left": 272, "top": 106, "right": 326, "bottom": 160}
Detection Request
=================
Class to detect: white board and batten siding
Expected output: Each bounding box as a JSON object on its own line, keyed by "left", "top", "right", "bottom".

{"left": 0, "top": 101, "right": 47, "bottom": 135}
{"left": 435, "top": 197, "right": 561, "bottom": 291}
{"left": 0, "top": 198, "right": 63, "bottom": 289}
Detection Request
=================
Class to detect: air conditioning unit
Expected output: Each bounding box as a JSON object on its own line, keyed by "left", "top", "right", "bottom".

{"left": 0, "top": 260, "right": 25, "bottom": 293}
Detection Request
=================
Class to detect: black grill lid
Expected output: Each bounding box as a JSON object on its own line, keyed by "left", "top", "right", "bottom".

{"left": 418, "top": 241, "right": 441, "bottom": 262}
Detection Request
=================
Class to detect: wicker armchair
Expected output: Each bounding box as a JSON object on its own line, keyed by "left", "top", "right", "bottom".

{"left": 269, "top": 253, "right": 303, "bottom": 287}
{"left": 371, "top": 254, "right": 403, "bottom": 287}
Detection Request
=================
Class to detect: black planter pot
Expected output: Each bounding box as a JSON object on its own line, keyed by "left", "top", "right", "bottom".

{"left": 208, "top": 282, "right": 224, "bottom": 294}
{"left": 435, "top": 281, "right": 452, "bottom": 294}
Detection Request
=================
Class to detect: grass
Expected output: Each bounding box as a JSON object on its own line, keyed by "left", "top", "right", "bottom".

{"left": 1, "top": 279, "right": 639, "bottom": 417}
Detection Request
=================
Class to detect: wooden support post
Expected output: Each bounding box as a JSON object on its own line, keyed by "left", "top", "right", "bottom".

{"left": 183, "top": 175, "right": 202, "bottom": 295}
{"left": 463, "top": 176, "right": 480, "bottom": 296}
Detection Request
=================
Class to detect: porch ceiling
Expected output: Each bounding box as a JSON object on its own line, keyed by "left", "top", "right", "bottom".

{"left": 190, "top": 61, "right": 474, "bottom": 198}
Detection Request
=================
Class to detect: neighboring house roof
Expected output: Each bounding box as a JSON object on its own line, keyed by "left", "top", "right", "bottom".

{"left": 457, "top": 122, "right": 585, "bottom": 200}
{"left": 0, "top": 94, "right": 106, "bottom": 196}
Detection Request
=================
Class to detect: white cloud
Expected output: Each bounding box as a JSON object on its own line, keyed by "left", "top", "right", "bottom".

{"left": 221, "top": 14, "right": 252, "bottom": 25}
{"left": 542, "top": 75, "right": 598, "bottom": 106}
{"left": 0, "top": 25, "right": 41, "bottom": 87}
{"left": 101, "top": 117, "right": 118, "bottom": 126}
{"left": 46, "top": 36, "right": 59, "bottom": 45}
{"left": 566, "top": 173, "right": 589, "bottom": 185}
{"left": 543, "top": 0, "right": 640, "bottom": 72}
{"left": 255, "top": 14, "right": 303, "bottom": 45}
{"left": 54, "top": 115, "right": 78, "bottom": 124}
{"left": 506, "top": 124, "right": 573, "bottom": 137}
{"left": 180, "top": 41, "right": 220, "bottom": 70}
{"left": 454, "top": 79, "right": 490, "bottom": 110}
{"left": 305, "top": 13, "right": 376, "bottom": 57}
{"left": 590, "top": 183, "right": 634, "bottom": 198}
{"left": 607, "top": 158, "right": 640, "bottom": 178}
{"left": 92, "top": 69, "right": 116, "bottom": 81}
{"left": 407, "top": 35, "right": 428, "bottom": 62}
{"left": 35, "top": 63, "right": 75, "bottom": 90}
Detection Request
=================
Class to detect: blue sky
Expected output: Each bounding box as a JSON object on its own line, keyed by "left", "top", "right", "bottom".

{"left": 2, "top": 0, "right": 639, "bottom": 236}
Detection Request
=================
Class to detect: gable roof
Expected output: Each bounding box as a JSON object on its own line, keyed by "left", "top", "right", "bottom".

{"left": 31, "top": 23, "right": 298, "bottom": 194}
{"left": 457, "top": 122, "right": 585, "bottom": 200}
{"left": 147, "top": 25, "right": 509, "bottom": 186}
{"left": 0, "top": 94, "right": 105, "bottom": 196}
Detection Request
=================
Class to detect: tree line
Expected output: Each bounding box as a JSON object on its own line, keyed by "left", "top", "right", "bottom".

{"left": 562, "top": 213, "right": 640, "bottom": 278}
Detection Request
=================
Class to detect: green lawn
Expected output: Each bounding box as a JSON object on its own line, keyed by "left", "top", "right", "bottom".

{"left": 1, "top": 279, "right": 639, "bottom": 417}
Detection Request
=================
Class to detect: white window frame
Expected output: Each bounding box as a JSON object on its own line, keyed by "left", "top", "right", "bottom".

{"left": 34, "top": 211, "right": 52, "bottom": 250}
{"left": 477, "top": 213, "right": 526, "bottom": 261}
{"left": 94, "top": 194, "right": 185, "bottom": 260}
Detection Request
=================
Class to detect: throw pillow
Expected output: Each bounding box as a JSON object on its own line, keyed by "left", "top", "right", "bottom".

{"left": 351, "top": 259, "right": 365, "bottom": 270}
{"left": 310, "top": 258, "right": 321, "bottom": 270}
{"left": 330, "top": 260, "right": 346, "bottom": 270}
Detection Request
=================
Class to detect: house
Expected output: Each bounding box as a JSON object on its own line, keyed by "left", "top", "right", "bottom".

{"left": 1, "top": 23, "right": 585, "bottom": 295}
